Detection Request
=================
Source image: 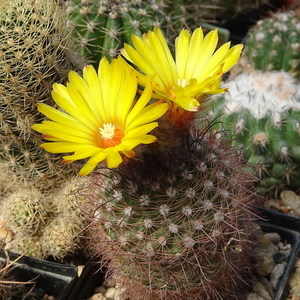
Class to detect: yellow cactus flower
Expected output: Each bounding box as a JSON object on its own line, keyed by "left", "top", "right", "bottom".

{"left": 32, "top": 56, "right": 169, "bottom": 176}
{"left": 121, "top": 27, "right": 243, "bottom": 113}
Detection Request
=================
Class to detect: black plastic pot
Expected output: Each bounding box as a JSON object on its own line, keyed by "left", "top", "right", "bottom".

{"left": 0, "top": 250, "right": 78, "bottom": 300}
{"left": 67, "top": 257, "right": 106, "bottom": 300}
{"left": 257, "top": 207, "right": 300, "bottom": 300}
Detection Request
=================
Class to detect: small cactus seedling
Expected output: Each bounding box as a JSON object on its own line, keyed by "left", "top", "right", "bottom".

{"left": 209, "top": 70, "right": 300, "bottom": 196}
{"left": 243, "top": 11, "right": 300, "bottom": 79}
{"left": 64, "top": 0, "right": 174, "bottom": 64}
{"left": 0, "top": 0, "right": 86, "bottom": 192}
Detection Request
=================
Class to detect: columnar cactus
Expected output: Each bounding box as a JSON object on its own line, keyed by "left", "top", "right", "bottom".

{"left": 209, "top": 70, "right": 300, "bottom": 196}
{"left": 0, "top": 0, "right": 85, "bottom": 192}
{"left": 243, "top": 11, "right": 300, "bottom": 79}
{"left": 64, "top": 0, "right": 174, "bottom": 64}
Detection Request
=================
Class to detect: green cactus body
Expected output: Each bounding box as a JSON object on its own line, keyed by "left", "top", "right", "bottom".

{"left": 0, "top": 0, "right": 86, "bottom": 192}
{"left": 1, "top": 189, "right": 48, "bottom": 236}
{"left": 64, "top": 0, "right": 174, "bottom": 64}
{"left": 39, "top": 177, "right": 90, "bottom": 258}
{"left": 9, "top": 234, "right": 43, "bottom": 258}
{"left": 209, "top": 70, "right": 300, "bottom": 196}
{"left": 244, "top": 11, "right": 300, "bottom": 79}
{"left": 87, "top": 123, "right": 258, "bottom": 299}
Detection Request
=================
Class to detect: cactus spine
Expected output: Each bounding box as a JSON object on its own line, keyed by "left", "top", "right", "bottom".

{"left": 209, "top": 70, "right": 300, "bottom": 196}
{"left": 0, "top": 0, "right": 86, "bottom": 192}
{"left": 64, "top": 0, "right": 174, "bottom": 64}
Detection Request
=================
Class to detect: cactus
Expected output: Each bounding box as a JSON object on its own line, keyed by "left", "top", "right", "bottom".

{"left": 0, "top": 177, "right": 90, "bottom": 259}
{"left": 64, "top": 0, "right": 174, "bottom": 65}
{"left": 39, "top": 177, "right": 89, "bottom": 258}
{"left": 209, "top": 70, "right": 300, "bottom": 197}
{"left": 243, "top": 11, "right": 300, "bottom": 79}
{"left": 0, "top": 0, "right": 86, "bottom": 192}
{"left": 9, "top": 234, "right": 43, "bottom": 259}
{"left": 31, "top": 23, "right": 258, "bottom": 298}
{"left": 40, "top": 215, "right": 83, "bottom": 258}
{"left": 85, "top": 118, "right": 259, "bottom": 300}
{"left": 1, "top": 188, "right": 49, "bottom": 236}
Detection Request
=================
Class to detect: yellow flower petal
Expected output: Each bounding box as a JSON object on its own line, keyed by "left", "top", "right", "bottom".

{"left": 106, "top": 150, "right": 123, "bottom": 168}
{"left": 33, "top": 56, "right": 168, "bottom": 175}
{"left": 122, "top": 26, "right": 243, "bottom": 117}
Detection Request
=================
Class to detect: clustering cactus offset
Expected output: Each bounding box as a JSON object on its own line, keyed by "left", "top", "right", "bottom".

{"left": 39, "top": 177, "right": 89, "bottom": 258}
{"left": 64, "top": 0, "right": 174, "bottom": 65}
{"left": 86, "top": 119, "right": 259, "bottom": 300}
{"left": 209, "top": 70, "right": 300, "bottom": 196}
{"left": 0, "top": 0, "right": 85, "bottom": 192}
{"left": 0, "top": 176, "right": 90, "bottom": 259}
{"left": 8, "top": 234, "right": 43, "bottom": 259}
{"left": 1, "top": 188, "right": 48, "bottom": 236}
{"left": 243, "top": 11, "right": 300, "bottom": 79}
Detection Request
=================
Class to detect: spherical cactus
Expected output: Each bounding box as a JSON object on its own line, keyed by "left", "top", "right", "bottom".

{"left": 64, "top": 0, "right": 174, "bottom": 65}
{"left": 9, "top": 233, "right": 43, "bottom": 259}
{"left": 1, "top": 188, "right": 49, "bottom": 236}
{"left": 209, "top": 70, "right": 300, "bottom": 196}
{"left": 39, "top": 214, "right": 83, "bottom": 258}
{"left": 85, "top": 121, "right": 259, "bottom": 300}
{"left": 39, "top": 177, "right": 90, "bottom": 258}
{"left": 243, "top": 11, "right": 300, "bottom": 79}
{"left": 0, "top": 0, "right": 86, "bottom": 192}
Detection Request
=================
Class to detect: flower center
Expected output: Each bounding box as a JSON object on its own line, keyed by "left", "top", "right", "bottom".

{"left": 100, "top": 123, "right": 115, "bottom": 139}
{"left": 99, "top": 123, "right": 124, "bottom": 148}
{"left": 177, "top": 78, "right": 189, "bottom": 88}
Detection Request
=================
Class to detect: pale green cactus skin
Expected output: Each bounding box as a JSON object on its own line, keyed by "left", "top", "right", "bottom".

{"left": 209, "top": 70, "right": 300, "bottom": 196}
{"left": 244, "top": 11, "right": 300, "bottom": 79}
{"left": 0, "top": 0, "right": 85, "bottom": 192}
{"left": 1, "top": 188, "right": 48, "bottom": 236}
{"left": 86, "top": 122, "right": 258, "bottom": 300}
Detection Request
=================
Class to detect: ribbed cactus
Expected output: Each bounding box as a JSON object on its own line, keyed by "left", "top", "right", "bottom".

{"left": 64, "top": 0, "right": 174, "bottom": 64}
{"left": 1, "top": 188, "right": 48, "bottom": 236}
{"left": 209, "top": 70, "right": 300, "bottom": 196}
{"left": 40, "top": 177, "right": 89, "bottom": 258}
{"left": 0, "top": 0, "right": 86, "bottom": 192}
{"left": 1, "top": 177, "right": 89, "bottom": 259}
{"left": 86, "top": 120, "right": 258, "bottom": 300}
{"left": 243, "top": 11, "right": 300, "bottom": 79}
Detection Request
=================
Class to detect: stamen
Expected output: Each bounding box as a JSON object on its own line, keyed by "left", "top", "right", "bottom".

{"left": 99, "top": 123, "right": 124, "bottom": 148}
{"left": 99, "top": 123, "right": 115, "bottom": 139}
{"left": 177, "top": 78, "right": 189, "bottom": 88}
